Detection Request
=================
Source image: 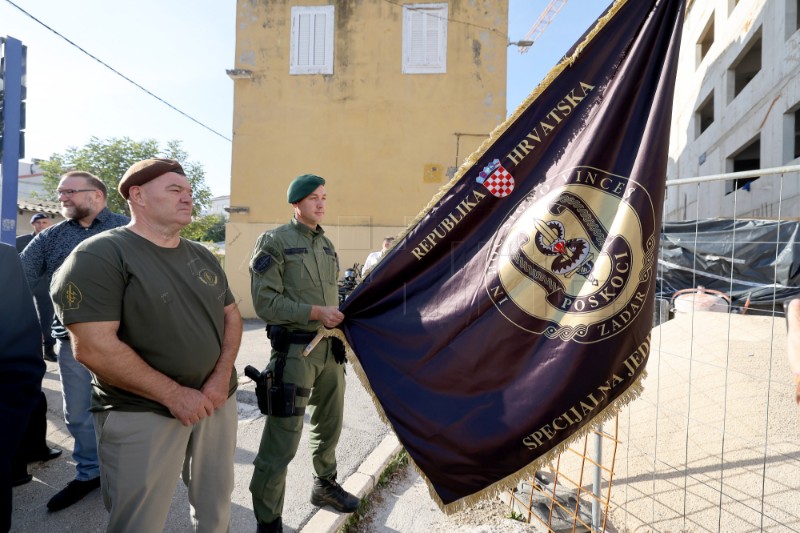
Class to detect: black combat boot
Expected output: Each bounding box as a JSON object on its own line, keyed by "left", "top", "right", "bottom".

{"left": 256, "top": 516, "right": 282, "bottom": 533}
{"left": 310, "top": 476, "right": 360, "bottom": 513}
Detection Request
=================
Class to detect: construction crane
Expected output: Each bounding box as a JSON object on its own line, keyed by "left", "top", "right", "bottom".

{"left": 515, "top": 0, "right": 568, "bottom": 53}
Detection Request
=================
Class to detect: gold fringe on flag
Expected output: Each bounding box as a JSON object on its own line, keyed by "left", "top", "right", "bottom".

{"left": 333, "top": 0, "right": 658, "bottom": 513}
{"left": 318, "top": 326, "right": 646, "bottom": 513}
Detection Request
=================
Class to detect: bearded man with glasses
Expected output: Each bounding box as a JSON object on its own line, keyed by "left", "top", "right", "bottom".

{"left": 20, "top": 171, "right": 128, "bottom": 512}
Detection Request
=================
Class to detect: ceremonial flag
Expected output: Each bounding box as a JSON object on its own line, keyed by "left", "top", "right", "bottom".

{"left": 338, "top": 0, "right": 685, "bottom": 510}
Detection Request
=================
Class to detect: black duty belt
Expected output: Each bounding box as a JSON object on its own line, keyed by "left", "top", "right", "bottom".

{"left": 266, "top": 325, "right": 319, "bottom": 347}
{"left": 287, "top": 330, "right": 317, "bottom": 345}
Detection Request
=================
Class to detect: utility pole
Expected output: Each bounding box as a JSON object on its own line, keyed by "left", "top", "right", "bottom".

{"left": 0, "top": 36, "right": 26, "bottom": 245}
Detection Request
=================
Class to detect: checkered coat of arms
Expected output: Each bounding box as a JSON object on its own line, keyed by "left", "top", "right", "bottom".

{"left": 476, "top": 159, "right": 515, "bottom": 198}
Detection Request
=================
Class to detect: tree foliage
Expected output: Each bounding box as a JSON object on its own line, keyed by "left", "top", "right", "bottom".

{"left": 203, "top": 214, "right": 227, "bottom": 243}
{"left": 181, "top": 214, "right": 226, "bottom": 243}
{"left": 40, "top": 137, "right": 213, "bottom": 225}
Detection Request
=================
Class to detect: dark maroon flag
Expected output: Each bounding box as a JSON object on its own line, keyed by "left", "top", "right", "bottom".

{"left": 340, "top": 0, "right": 685, "bottom": 510}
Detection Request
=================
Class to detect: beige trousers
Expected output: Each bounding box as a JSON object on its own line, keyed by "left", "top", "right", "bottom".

{"left": 93, "top": 396, "right": 237, "bottom": 533}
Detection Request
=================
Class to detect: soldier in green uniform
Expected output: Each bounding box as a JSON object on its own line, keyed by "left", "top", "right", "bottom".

{"left": 249, "top": 174, "right": 360, "bottom": 533}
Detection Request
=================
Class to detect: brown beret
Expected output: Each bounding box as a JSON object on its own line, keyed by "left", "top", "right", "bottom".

{"left": 119, "top": 158, "right": 185, "bottom": 199}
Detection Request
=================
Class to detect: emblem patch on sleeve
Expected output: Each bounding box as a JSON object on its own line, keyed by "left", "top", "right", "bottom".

{"left": 60, "top": 282, "right": 83, "bottom": 311}
{"left": 252, "top": 254, "right": 273, "bottom": 273}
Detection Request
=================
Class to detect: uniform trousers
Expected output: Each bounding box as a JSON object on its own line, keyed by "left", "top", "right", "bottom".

{"left": 94, "top": 395, "right": 237, "bottom": 533}
{"left": 250, "top": 339, "right": 345, "bottom": 523}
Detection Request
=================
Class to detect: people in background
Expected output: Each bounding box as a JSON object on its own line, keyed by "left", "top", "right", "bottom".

{"left": 362, "top": 236, "right": 394, "bottom": 276}
{"left": 16, "top": 213, "right": 56, "bottom": 362}
{"left": 20, "top": 172, "right": 128, "bottom": 511}
{"left": 0, "top": 243, "right": 46, "bottom": 532}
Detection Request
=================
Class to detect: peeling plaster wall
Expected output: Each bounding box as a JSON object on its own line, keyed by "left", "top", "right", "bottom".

{"left": 228, "top": 0, "right": 508, "bottom": 316}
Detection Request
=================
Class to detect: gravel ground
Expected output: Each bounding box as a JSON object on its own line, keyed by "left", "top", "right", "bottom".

{"left": 350, "top": 464, "right": 539, "bottom": 533}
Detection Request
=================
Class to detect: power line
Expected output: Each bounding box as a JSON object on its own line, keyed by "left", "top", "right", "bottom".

{"left": 3, "top": 0, "right": 232, "bottom": 142}
{"left": 381, "top": 0, "right": 509, "bottom": 41}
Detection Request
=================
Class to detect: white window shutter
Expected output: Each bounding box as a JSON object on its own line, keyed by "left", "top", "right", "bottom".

{"left": 290, "top": 6, "right": 334, "bottom": 75}
{"left": 297, "top": 13, "right": 311, "bottom": 66}
{"left": 403, "top": 3, "right": 448, "bottom": 74}
{"left": 408, "top": 11, "right": 425, "bottom": 66}
{"left": 313, "top": 13, "right": 327, "bottom": 65}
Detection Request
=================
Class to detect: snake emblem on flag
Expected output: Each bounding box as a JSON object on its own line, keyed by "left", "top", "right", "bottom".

{"left": 486, "top": 168, "right": 656, "bottom": 342}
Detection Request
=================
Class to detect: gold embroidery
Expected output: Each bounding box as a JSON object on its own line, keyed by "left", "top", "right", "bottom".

{"left": 61, "top": 282, "right": 83, "bottom": 310}
{"left": 198, "top": 269, "right": 218, "bottom": 286}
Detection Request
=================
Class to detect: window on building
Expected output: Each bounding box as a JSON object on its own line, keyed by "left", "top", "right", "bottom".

{"left": 695, "top": 92, "right": 714, "bottom": 137}
{"left": 726, "top": 136, "right": 760, "bottom": 194}
{"left": 782, "top": 106, "right": 800, "bottom": 162}
{"left": 402, "top": 3, "right": 448, "bottom": 74}
{"left": 728, "top": 29, "right": 762, "bottom": 100}
{"left": 794, "top": 109, "right": 800, "bottom": 159}
{"left": 697, "top": 15, "right": 714, "bottom": 66}
{"left": 786, "top": 0, "right": 800, "bottom": 39}
{"left": 289, "top": 5, "right": 334, "bottom": 75}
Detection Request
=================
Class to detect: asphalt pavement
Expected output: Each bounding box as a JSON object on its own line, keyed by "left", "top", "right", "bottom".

{"left": 10, "top": 319, "right": 396, "bottom": 533}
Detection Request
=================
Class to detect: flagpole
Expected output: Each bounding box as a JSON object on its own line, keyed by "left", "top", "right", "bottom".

{"left": 592, "top": 425, "right": 602, "bottom": 531}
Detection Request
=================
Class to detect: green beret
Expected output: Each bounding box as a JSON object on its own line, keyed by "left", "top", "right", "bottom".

{"left": 119, "top": 158, "right": 185, "bottom": 199}
{"left": 287, "top": 174, "right": 325, "bottom": 203}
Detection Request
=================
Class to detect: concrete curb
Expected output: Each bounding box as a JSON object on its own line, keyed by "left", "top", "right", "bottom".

{"left": 301, "top": 434, "right": 402, "bottom": 533}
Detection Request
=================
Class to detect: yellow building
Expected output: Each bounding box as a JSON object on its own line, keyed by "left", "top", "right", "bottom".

{"left": 227, "top": 0, "right": 509, "bottom": 317}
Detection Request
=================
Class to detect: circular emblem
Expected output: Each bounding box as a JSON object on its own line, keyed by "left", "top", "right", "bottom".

{"left": 485, "top": 167, "right": 656, "bottom": 343}
{"left": 198, "top": 269, "right": 219, "bottom": 286}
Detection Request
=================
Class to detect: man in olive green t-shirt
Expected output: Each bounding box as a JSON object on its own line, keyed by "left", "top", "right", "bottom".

{"left": 51, "top": 159, "right": 242, "bottom": 533}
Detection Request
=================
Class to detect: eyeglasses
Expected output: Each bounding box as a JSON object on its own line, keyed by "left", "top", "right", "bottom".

{"left": 56, "top": 189, "right": 98, "bottom": 198}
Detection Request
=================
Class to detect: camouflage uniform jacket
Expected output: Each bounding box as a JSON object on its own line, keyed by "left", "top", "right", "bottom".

{"left": 250, "top": 218, "right": 339, "bottom": 332}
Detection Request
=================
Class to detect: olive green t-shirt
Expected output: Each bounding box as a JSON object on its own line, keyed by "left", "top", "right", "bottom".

{"left": 51, "top": 227, "right": 236, "bottom": 416}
